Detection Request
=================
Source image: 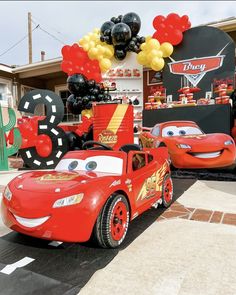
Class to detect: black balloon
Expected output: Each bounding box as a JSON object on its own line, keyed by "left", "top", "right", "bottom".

{"left": 101, "top": 21, "right": 115, "bottom": 36}
{"left": 111, "top": 23, "right": 132, "bottom": 46}
{"left": 67, "top": 74, "right": 88, "bottom": 96}
{"left": 114, "top": 46, "right": 127, "bottom": 60}
{"left": 87, "top": 79, "right": 96, "bottom": 88}
{"left": 121, "top": 12, "right": 141, "bottom": 37}
{"left": 110, "top": 17, "right": 116, "bottom": 23}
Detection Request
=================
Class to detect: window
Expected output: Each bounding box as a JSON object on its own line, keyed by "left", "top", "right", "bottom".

{"left": 132, "top": 153, "right": 146, "bottom": 171}
{"left": 148, "top": 154, "right": 153, "bottom": 163}
{"left": 55, "top": 85, "right": 80, "bottom": 122}
{"left": 0, "top": 78, "right": 12, "bottom": 107}
{"left": 151, "top": 125, "right": 160, "bottom": 137}
{"left": 20, "top": 85, "right": 45, "bottom": 116}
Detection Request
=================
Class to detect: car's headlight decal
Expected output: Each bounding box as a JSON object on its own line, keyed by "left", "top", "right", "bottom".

{"left": 3, "top": 186, "right": 12, "bottom": 201}
{"left": 176, "top": 144, "right": 191, "bottom": 149}
{"left": 224, "top": 140, "right": 233, "bottom": 146}
{"left": 53, "top": 193, "right": 84, "bottom": 208}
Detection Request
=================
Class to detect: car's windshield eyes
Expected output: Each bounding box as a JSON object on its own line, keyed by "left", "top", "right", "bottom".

{"left": 162, "top": 126, "right": 203, "bottom": 137}
{"left": 68, "top": 160, "right": 79, "bottom": 171}
{"left": 55, "top": 156, "right": 123, "bottom": 175}
{"left": 85, "top": 161, "right": 97, "bottom": 171}
{"left": 167, "top": 130, "right": 174, "bottom": 136}
{"left": 179, "top": 130, "right": 186, "bottom": 135}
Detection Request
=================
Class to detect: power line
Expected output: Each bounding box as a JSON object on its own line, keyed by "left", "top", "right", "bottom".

{"left": 37, "top": 25, "right": 66, "bottom": 45}
{"left": 0, "top": 25, "right": 39, "bottom": 58}
{"left": 31, "top": 15, "right": 68, "bottom": 40}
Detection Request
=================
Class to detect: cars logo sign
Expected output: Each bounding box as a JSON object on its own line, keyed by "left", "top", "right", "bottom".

{"left": 168, "top": 55, "right": 225, "bottom": 87}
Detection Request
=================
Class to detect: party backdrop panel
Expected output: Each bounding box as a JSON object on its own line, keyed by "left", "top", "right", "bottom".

{"left": 143, "top": 104, "right": 232, "bottom": 135}
{"left": 163, "top": 26, "right": 235, "bottom": 101}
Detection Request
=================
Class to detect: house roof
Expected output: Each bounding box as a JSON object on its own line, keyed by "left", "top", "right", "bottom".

{"left": 0, "top": 63, "right": 13, "bottom": 73}
{"left": 203, "top": 16, "right": 236, "bottom": 32}
{"left": 12, "top": 57, "right": 63, "bottom": 79}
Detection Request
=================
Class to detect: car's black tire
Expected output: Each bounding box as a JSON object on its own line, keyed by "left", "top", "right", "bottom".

{"left": 161, "top": 174, "right": 173, "bottom": 208}
{"left": 93, "top": 194, "right": 130, "bottom": 248}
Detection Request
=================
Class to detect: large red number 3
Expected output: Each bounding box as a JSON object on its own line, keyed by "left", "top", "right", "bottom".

{"left": 18, "top": 90, "right": 68, "bottom": 169}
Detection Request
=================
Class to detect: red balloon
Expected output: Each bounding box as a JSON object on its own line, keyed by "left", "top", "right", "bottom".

{"left": 181, "top": 15, "right": 189, "bottom": 24}
{"left": 153, "top": 15, "right": 166, "bottom": 30}
{"left": 61, "top": 45, "right": 71, "bottom": 60}
{"left": 166, "top": 13, "right": 181, "bottom": 25}
{"left": 70, "top": 44, "right": 87, "bottom": 64}
{"left": 169, "top": 29, "right": 183, "bottom": 45}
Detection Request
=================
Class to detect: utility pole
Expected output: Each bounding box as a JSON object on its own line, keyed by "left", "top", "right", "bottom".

{"left": 28, "top": 12, "right": 32, "bottom": 64}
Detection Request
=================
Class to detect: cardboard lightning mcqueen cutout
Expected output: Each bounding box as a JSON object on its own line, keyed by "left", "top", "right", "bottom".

{"left": 139, "top": 121, "right": 236, "bottom": 169}
{"left": 163, "top": 26, "right": 235, "bottom": 100}
{"left": 1, "top": 142, "right": 172, "bottom": 248}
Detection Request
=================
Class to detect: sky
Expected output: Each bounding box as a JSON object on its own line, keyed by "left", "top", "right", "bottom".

{"left": 0, "top": 1, "right": 235, "bottom": 66}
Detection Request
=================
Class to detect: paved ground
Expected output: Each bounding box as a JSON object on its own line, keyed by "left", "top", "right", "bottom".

{"left": 0, "top": 169, "right": 235, "bottom": 295}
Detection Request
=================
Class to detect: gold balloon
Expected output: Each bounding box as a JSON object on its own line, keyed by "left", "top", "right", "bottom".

{"left": 82, "top": 43, "right": 90, "bottom": 52}
{"left": 89, "top": 41, "right": 96, "bottom": 48}
{"left": 104, "top": 47, "right": 114, "bottom": 58}
{"left": 151, "top": 57, "right": 165, "bottom": 71}
{"left": 147, "top": 38, "right": 160, "bottom": 49}
{"left": 140, "top": 43, "right": 147, "bottom": 51}
{"left": 88, "top": 48, "right": 98, "bottom": 60}
{"left": 145, "top": 35, "right": 152, "bottom": 42}
{"left": 93, "top": 28, "right": 100, "bottom": 34}
{"left": 97, "top": 45, "right": 105, "bottom": 55}
{"left": 160, "top": 42, "right": 174, "bottom": 57}
{"left": 100, "top": 58, "right": 112, "bottom": 72}
{"left": 137, "top": 51, "right": 147, "bottom": 65}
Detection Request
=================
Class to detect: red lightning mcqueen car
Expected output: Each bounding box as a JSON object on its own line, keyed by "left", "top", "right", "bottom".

{"left": 139, "top": 121, "right": 236, "bottom": 169}
{"left": 1, "top": 141, "right": 172, "bottom": 248}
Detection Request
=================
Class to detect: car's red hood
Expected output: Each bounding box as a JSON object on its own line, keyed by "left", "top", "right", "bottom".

{"left": 12, "top": 170, "right": 116, "bottom": 193}
{"left": 164, "top": 133, "right": 232, "bottom": 150}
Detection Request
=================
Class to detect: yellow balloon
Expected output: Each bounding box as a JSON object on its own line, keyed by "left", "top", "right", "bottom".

{"left": 145, "top": 35, "right": 152, "bottom": 42}
{"left": 83, "top": 35, "right": 90, "bottom": 42}
{"left": 100, "top": 58, "right": 112, "bottom": 72}
{"left": 88, "top": 48, "right": 98, "bottom": 59}
{"left": 93, "top": 28, "right": 100, "bottom": 34}
{"left": 149, "top": 49, "right": 163, "bottom": 58}
{"left": 90, "top": 33, "right": 99, "bottom": 41}
{"left": 78, "top": 38, "right": 85, "bottom": 46}
{"left": 140, "top": 43, "right": 147, "bottom": 51}
{"left": 147, "top": 38, "right": 160, "bottom": 50}
{"left": 137, "top": 51, "right": 147, "bottom": 66}
{"left": 97, "top": 45, "right": 105, "bottom": 55}
{"left": 104, "top": 47, "right": 114, "bottom": 58}
{"left": 97, "top": 54, "right": 104, "bottom": 61}
{"left": 151, "top": 57, "right": 165, "bottom": 71}
{"left": 82, "top": 43, "right": 90, "bottom": 52}
{"left": 160, "top": 42, "right": 174, "bottom": 57}
{"left": 89, "top": 41, "right": 96, "bottom": 48}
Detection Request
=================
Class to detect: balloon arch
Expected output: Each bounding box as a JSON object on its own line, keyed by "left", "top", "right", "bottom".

{"left": 60, "top": 12, "right": 191, "bottom": 115}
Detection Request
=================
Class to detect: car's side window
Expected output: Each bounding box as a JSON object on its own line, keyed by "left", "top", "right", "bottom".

{"left": 132, "top": 153, "right": 146, "bottom": 171}
{"left": 148, "top": 154, "right": 153, "bottom": 163}
{"left": 151, "top": 125, "right": 160, "bottom": 137}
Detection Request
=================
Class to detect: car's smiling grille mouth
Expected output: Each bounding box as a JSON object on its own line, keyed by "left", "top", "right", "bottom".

{"left": 13, "top": 215, "right": 50, "bottom": 228}
{"left": 188, "top": 150, "right": 222, "bottom": 159}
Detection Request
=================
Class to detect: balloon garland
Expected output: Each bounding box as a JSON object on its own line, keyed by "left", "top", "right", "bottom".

{"left": 152, "top": 13, "right": 191, "bottom": 45}
{"left": 60, "top": 12, "right": 191, "bottom": 115}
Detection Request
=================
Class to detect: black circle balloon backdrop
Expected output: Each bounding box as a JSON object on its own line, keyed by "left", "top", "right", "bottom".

{"left": 66, "top": 73, "right": 110, "bottom": 115}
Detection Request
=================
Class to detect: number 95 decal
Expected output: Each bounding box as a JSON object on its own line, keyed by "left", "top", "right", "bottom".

{"left": 18, "top": 90, "right": 68, "bottom": 169}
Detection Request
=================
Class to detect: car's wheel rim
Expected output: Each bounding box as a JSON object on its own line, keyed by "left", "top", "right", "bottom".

{"left": 164, "top": 178, "right": 173, "bottom": 204}
{"left": 111, "top": 201, "right": 128, "bottom": 241}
